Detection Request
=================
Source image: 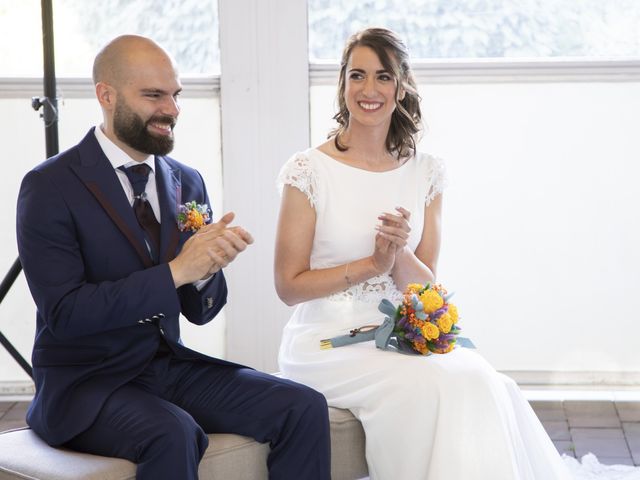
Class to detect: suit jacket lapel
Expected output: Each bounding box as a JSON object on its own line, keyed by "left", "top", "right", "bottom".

{"left": 154, "top": 156, "right": 181, "bottom": 263}
{"left": 70, "top": 130, "right": 154, "bottom": 268}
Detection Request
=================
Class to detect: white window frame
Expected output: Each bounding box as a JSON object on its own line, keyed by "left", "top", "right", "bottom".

{"left": 311, "top": 58, "right": 640, "bottom": 86}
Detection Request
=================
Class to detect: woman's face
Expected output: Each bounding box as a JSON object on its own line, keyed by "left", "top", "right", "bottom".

{"left": 343, "top": 45, "right": 400, "bottom": 130}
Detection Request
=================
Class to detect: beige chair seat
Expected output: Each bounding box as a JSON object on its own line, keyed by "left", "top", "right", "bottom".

{"left": 0, "top": 407, "right": 367, "bottom": 480}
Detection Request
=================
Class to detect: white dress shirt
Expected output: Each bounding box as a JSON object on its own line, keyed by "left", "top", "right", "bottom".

{"left": 94, "top": 125, "right": 161, "bottom": 222}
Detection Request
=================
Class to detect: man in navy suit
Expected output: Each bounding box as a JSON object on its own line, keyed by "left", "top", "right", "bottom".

{"left": 16, "top": 35, "right": 331, "bottom": 479}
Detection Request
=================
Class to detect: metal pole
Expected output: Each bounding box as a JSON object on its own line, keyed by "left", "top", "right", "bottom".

{"left": 40, "top": 0, "right": 59, "bottom": 158}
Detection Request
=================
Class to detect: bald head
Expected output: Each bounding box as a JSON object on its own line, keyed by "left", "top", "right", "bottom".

{"left": 92, "top": 35, "right": 177, "bottom": 87}
{"left": 93, "top": 35, "right": 182, "bottom": 161}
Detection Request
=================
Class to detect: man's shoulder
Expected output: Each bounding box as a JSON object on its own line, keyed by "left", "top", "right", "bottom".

{"left": 32, "top": 129, "right": 96, "bottom": 174}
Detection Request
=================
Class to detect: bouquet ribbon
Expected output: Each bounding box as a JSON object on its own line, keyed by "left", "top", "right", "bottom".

{"left": 320, "top": 299, "right": 475, "bottom": 355}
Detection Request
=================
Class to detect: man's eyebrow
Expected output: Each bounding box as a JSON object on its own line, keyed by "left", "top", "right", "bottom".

{"left": 140, "top": 88, "right": 183, "bottom": 95}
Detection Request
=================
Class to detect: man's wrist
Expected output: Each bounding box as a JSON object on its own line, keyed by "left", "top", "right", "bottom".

{"left": 168, "top": 260, "right": 188, "bottom": 288}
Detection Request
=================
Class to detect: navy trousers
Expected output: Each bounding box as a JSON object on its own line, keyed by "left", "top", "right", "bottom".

{"left": 64, "top": 352, "right": 331, "bottom": 479}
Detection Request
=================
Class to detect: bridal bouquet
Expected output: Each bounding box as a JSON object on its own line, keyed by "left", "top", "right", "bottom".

{"left": 383, "top": 283, "right": 460, "bottom": 355}
{"left": 320, "top": 282, "right": 473, "bottom": 355}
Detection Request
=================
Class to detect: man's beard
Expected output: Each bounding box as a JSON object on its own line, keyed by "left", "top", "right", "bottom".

{"left": 113, "top": 100, "right": 175, "bottom": 156}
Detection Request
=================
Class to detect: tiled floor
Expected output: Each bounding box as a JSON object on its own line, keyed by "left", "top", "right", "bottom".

{"left": 530, "top": 400, "right": 640, "bottom": 466}
{"left": 1, "top": 398, "right": 639, "bottom": 466}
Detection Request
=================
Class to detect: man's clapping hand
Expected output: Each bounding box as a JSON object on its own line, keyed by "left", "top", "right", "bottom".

{"left": 169, "top": 212, "right": 254, "bottom": 287}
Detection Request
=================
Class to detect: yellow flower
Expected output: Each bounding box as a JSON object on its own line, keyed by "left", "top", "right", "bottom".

{"left": 422, "top": 322, "right": 440, "bottom": 341}
{"left": 419, "top": 290, "right": 444, "bottom": 314}
{"left": 406, "top": 283, "right": 424, "bottom": 294}
{"left": 437, "top": 313, "right": 453, "bottom": 334}
{"left": 448, "top": 303, "right": 459, "bottom": 324}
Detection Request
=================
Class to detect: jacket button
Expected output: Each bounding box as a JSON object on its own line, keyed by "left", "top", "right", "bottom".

{"left": 206, "top": 297, "right": 213, "bottom": 309}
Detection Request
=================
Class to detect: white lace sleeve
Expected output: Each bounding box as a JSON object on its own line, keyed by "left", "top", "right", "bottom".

{"left": 277, "top": 152, "right": 319, "bottom": 209}
{"left": 424, "top": 154, "right": 447, "bottom": 206}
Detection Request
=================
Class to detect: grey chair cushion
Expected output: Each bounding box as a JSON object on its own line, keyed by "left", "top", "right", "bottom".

{"left": 0, "top": 407, "right": 367, "bottom": 480}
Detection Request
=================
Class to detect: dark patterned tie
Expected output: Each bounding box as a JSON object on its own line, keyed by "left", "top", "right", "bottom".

{"left": 119, "top": 164, "right": 161, "bottom": 263}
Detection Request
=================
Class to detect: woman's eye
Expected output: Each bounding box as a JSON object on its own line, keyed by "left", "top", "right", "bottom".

{"left": 378, "top": 74, "right": 392, "bottom": 81}
{"left": 349, "top": 72, "right": 363, "bottom": 80}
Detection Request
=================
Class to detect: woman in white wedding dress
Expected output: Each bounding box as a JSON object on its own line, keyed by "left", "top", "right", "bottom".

{"left": 275, "top": 28, "right": 637, "bottom": 480}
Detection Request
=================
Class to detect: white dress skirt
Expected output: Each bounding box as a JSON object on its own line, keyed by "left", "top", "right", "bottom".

{"left": 277, "top": 149, "right": 572, "bottom": 480}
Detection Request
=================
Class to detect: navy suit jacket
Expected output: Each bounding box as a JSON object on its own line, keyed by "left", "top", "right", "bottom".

{"left": 16, "top": 128, "right": 240, "bottom": 446}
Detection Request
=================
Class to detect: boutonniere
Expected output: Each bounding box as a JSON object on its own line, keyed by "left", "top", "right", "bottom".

{"left": 177, "top": 201, "right": 211, "bottom": 232}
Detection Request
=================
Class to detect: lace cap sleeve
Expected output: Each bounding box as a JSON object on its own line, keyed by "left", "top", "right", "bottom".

{"left": 424, "top": 154, "right": 447, "bottom": 206}
{"left": 277, "top": 152, "right": 319, "bottom": 208}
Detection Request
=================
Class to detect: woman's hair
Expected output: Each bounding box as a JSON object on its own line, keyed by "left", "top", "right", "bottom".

{"left": 330, "top": 27, "right": 422, "bottom": 159}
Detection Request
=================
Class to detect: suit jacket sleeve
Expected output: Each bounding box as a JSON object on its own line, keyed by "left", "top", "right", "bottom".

{"left": 173, "top": 168, "right": 228, "bottom": 325}
{"left": 17, "top": 168, "right": 182, "bottom": 340}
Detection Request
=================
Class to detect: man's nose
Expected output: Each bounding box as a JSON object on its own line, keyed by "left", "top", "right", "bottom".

{"left": 162, "top": 96, "right": 180, "bottom": 117}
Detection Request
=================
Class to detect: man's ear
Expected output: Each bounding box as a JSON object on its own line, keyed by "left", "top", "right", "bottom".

{"left": 95, "top": 82, "right": 116, "bottom": 110}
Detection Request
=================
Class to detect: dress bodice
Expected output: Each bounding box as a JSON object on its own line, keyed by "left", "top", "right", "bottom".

{"left": 278, "top": 148, "right": 446, "bottom": 302}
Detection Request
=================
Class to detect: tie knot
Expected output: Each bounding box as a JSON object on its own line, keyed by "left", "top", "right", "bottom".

{"left": 120, "top": 164, "right": 152, "bottom": 197}
{"left": 129, "top": 164, "right": 151, "bottom": 177}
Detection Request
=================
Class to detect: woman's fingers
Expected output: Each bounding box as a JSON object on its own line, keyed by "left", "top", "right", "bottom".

{"left": 395, "top": 206, "right": 411, "bottom": 220}
{"left": 378, "top": 210, "right": 411, "bottom": 232}
{"left": 376, "top": 206, "right": 411, "bottom": 249}
{"left": 375, "top": 224, "right": 409, "bottom": 244}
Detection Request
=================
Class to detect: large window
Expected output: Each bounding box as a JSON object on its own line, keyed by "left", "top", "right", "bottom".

{"left": 309, "top": 0, "right": 640, "bottom": 61}
{"left": 0, "top": 0, "right": 219, "bottom": 77}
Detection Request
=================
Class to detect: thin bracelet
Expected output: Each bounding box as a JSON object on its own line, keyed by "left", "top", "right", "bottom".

{"left": 344, "top": 262, "right": 353, "bottom": 287}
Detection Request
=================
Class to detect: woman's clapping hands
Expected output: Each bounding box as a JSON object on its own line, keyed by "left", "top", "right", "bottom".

{"left": 371, "top": 207, "right": 411, "bottom": 274}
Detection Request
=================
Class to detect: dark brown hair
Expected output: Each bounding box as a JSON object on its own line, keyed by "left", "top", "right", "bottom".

{"left": 330, "top": 27, "right": 422, "bottom": 159}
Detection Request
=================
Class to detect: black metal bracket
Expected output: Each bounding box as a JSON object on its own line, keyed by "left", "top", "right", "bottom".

{"left": 0, "top": 258, "right": 32, "bottom": 378}
{"left": 31, "top": 95, "right": 59, "bottom": 127}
